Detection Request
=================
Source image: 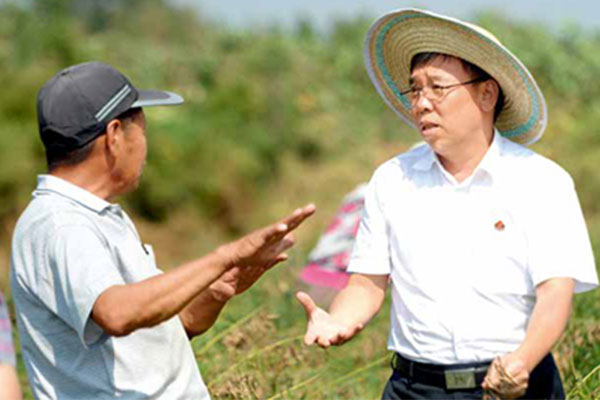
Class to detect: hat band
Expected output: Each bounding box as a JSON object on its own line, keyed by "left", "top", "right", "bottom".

{"left": 374, "top": 12, "right": 541, "bottom": 140}
{"left": 94, "top": 84, "right": 132, "bottom": 121}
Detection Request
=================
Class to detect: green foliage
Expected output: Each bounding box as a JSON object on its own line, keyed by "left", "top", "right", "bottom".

{"left": 0, "top": 1, "right": 599, "bottom": 398}
{"left": 0, "top": 0, "right": 412, "bottom": 227}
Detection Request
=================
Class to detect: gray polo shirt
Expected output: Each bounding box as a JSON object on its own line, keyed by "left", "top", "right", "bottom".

{"left": 11, "top": 175, "right": 210, "bottom": 400}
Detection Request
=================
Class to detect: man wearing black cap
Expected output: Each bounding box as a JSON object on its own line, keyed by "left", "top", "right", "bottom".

{"left": 10, "top": 61, "right": 315, "bottom": 399}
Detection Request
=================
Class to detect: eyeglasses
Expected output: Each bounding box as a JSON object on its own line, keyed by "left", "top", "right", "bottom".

{"left": 400, "top": 76, "right": 488, "bottom": 105}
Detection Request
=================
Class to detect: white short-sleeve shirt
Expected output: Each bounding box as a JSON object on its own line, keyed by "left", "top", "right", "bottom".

{"left": 348, "top": 133, "right": 598, "bottom": 364}
{"left": 11, "top": 175, "right": 210, "bottom": 399}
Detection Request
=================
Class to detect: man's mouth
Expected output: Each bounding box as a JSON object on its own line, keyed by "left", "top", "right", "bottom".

{"left": 419, "top": 121, "right": 439, "bottom": 134}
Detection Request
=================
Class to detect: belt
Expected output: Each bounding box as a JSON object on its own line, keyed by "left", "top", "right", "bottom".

{"left": 391, "top": 353, "right": 491, "bottom": 390}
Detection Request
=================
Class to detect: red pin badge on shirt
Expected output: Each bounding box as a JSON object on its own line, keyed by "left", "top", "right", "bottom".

{"left": 494, "top": 220, "right": 505, "bottom": 231}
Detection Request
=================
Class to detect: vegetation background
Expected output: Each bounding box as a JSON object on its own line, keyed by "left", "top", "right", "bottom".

{"left": 0, "top": 0, "right": 598, "bottom": 398}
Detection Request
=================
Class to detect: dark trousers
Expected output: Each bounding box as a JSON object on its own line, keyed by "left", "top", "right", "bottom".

{"left": 382, "top": 353, "right": 565, "bottom": 400}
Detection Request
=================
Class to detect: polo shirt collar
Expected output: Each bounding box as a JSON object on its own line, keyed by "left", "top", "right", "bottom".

{"left": 34, "top": 175, "right": 112, "bottom": 214}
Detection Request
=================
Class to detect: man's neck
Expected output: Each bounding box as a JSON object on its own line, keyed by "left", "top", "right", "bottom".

{"left": 437, "top": 128, "right": 494, "bottom": 183}
{"left": 50, "top": 166, "right": 114, "bottom": 201}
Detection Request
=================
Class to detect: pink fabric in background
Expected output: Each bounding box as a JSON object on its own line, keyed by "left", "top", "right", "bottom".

{"left": 300, "top": 184, "right": 367, "bottom": 290}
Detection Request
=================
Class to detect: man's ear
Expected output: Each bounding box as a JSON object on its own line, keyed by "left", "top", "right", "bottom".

{"left": 479, "top": 80, "right": 500, "bottom": 114}
{"left": 104, "top": 119, "right": 124, "bottom": 157}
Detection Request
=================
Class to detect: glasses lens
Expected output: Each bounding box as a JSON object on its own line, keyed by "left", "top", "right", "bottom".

{"left": 408, "top": 88, "right": 421, "bottom": 104}
{"left": 430, "top": 86, "right": 444, "bottom": 101}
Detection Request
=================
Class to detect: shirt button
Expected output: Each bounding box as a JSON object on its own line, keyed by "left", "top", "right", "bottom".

{"left": 109, "top": 205, "right": 122, "bottom": 216}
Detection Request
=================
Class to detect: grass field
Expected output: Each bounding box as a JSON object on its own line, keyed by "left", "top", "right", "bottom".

{"left": 5, "top": 215, "right": 597, "bottom": 399}
{"left": 1, "top": 177, "right": 599, "bottom": 399}
{"left": 195, "top": 271, "right": 600, "bottom": 399}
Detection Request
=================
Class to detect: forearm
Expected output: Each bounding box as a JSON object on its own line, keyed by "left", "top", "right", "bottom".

{"left": 514, "top": 278, "right": 575, "bottom": 372}
{"left": 93, "top": 203, "right": 315, "bottom": 337}
{"left": 329, "top": 274, "right": 387, "bottom": 332}
{"left": 93, "top": 246, "right": 232, "bottom": 336}
{"left": 179, "top": 286, "right": 230, "bottom": 338}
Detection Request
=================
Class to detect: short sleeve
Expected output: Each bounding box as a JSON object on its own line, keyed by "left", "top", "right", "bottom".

{"left": 45, "top": 225, "right": 125, "bottom": 347}
{"left": 0, "top": 292, "right": 16, "bottom": 366}
{"left": 347, "top": 171, "right": 392, "bottom": 275}
{"left": 526, "top": 178, "right": 598, "bottom": 293}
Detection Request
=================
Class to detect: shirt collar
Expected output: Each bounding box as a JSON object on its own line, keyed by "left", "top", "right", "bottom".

{"left": 411, "top": 145, "right": 437, "bottom": 171}
{"left": 475, "top": 130, "right": 503, "bottom": 179}
{"left": 411, "top": 130, "right": 504, "bottom": 179}
{"left": 34, "top": 175, "right": 112, "bottom": 214}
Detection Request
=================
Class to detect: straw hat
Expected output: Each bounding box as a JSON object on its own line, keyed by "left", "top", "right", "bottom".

{"left": 364, "top": 8, "right": 547, "bottom": 145}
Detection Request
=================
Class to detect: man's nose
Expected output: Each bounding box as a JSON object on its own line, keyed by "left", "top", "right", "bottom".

{"left": 411, "top": 93, "right": 433, "bottom": 116}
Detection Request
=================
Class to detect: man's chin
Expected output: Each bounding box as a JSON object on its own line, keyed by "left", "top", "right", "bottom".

{"left": 130, "top": 178, "right": 142, "bottom": 192}
{"left": 113, "top": 178, "right": 142, "bottom": 198}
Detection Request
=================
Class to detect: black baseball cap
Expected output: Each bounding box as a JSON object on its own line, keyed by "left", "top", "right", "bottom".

{"left": 37, "top": 61, "right": 184, "bottom": 153}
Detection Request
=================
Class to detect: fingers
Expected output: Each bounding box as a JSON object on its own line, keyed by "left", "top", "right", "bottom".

{"left": 482, "top": 357, "right": 502, "bottom": 391}
{"left": 244, "top": 204, "right": 314, "bottom": 265}
{"left": 267, "top": 253, "right": 288, "bottom": 269}
{"left": 296, "top": 292, "right": 356, "bottom": 348}
{"left": 498, "top": 357, "right": 528, "bottom": 398}
{"left": 260, "top": 222, "right": 290, "bottom": 244}
{"left": 296, "top": 291, "right": 317, "bottom": 317}
{"left": 257, "top": 203, "right": 311, "bottom": 246}
{"left": 280, "top": 203, "right": 316, "bottom": 233}
{"left": 483, "top": 356, "right": 528, "bottom": 399}
{"left": 267, "top": 232, "right": 295, "bottom": 257}
{"left": 315, "top": 326, "right": 351, "bottom": 348}
{"left": 482, "top": 390, "right": 502, "bottom": 400}
{"left": 498, "top": 357, "right": 520, "bottom": 385}
{"left": 296, "top": 292, "right": 322, "bottom": 346}
{"left": 304, "top": 330, "right": 318, "bottom": 346}
{"left": 316, "top": 335, "right": 332, "bottom": 347}
{"left": 315, "top": 329, "right": 338, "bottom": 348}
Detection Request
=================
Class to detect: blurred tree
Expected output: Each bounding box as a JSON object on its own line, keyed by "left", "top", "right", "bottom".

{"left": 0, "top": 2, "right": 599, "bottom": 234}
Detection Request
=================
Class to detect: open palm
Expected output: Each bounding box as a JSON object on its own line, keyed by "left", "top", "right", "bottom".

{"left": 296, "top": 291, "right": 361, "bottom": 348}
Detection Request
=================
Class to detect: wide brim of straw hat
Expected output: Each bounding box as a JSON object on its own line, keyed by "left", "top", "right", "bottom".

{"left": 364, "top": 8, "right": 547, "bottom": 146}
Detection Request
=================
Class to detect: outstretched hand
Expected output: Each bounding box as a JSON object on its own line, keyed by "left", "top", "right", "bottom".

{"left": 296, "top": 291, "right": 362, "bottom": 348}
{"left": 224, "top": 203, "right": 315, "bottom": 269}
{"left": 211, "top": 204, "right": 316, "bottom": 301}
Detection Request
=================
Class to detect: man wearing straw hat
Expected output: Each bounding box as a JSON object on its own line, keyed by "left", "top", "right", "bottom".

{"left": 297, "top": 9, "right": 598, "bottom": 399}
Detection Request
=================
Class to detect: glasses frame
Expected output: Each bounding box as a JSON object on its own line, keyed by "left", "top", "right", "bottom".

{"left": 400, "top": 76, "right": 489, "bottom": 105}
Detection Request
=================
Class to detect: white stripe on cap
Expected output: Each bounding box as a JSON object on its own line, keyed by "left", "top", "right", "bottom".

{"left": 94, "top": 84, "right": 132, "bottom": 121}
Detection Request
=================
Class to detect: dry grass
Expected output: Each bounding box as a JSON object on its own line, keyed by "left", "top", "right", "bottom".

{"left": 2, "top": 187, "right": 598, "bottom": 399}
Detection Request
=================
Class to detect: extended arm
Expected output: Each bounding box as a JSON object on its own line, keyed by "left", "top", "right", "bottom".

{"left": 513, "top": 277, "right": 574, "bottom": 371}
{"left": 92, "top": 204, "right": 315, "bottom": 337}
{"left": 92, "top": 248, "right": 231, "bottom": 337}
{"left": 483, "top": 277, "right": 575, "bottom": 398}
{"left": 297, "top": 273, "right": 387, "bottom": 347}
{"left": 178, "top": 263, "right": 271, "bottom": 337}
{"left": 176, "top": 282, "right": 230, "bottom": 338}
